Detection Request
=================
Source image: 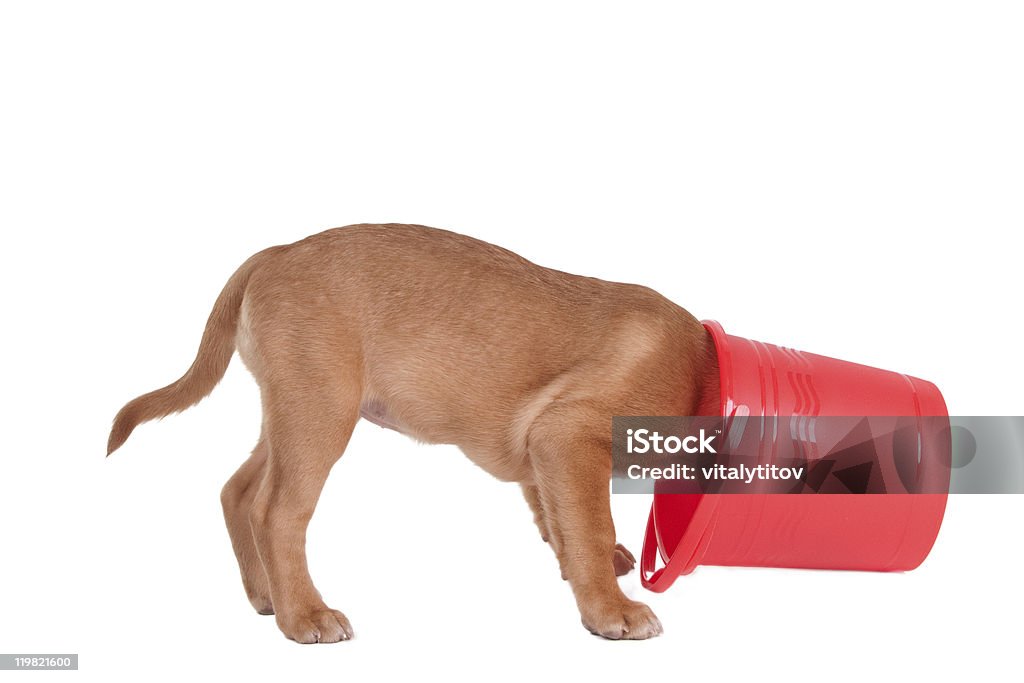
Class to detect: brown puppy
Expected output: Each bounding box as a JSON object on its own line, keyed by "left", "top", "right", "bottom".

{"left": 107, "top": 224, "right": 718, "bottom": 643}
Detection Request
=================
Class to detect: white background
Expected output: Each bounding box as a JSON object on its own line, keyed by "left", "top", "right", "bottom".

{"left": 1, "top": 1, "right": 1021, "bottom": 681}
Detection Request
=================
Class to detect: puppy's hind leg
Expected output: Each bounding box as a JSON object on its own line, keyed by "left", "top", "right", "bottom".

{"left": 221, "top": 437, "right": 274, "bottom": 615}
{"left": 249, "top": 368, "right": 361, "bottom": 644}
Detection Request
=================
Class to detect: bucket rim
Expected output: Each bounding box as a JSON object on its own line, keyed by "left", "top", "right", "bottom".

{"left": 642, "top": 319, "right": 731, "bottom": 587}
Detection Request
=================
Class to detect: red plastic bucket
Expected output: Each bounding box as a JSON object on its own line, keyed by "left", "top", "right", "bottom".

{"left": 640, "top": 320, "right": 950, "bottom": 592}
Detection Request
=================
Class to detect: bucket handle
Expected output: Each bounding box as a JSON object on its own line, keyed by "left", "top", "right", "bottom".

{"left": 640, "top": 505, "right": 681, "bottom": 592}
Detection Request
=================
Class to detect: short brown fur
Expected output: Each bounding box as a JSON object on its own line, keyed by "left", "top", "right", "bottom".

{"left": 108, "top": 224, "right": 718, "bottom": 642}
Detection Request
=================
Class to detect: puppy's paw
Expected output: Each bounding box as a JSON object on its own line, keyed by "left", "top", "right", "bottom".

{"left": 613, "top": 543, "right": 636, "bottom": 577}
{"left": 248, "top": 592, "right": 275, "bottom": 615}
{"left": 277, "top": 607, "right": 354, "bottom": 644}
{"left": 582, "top": 599, "right": 663, "bottom": 640}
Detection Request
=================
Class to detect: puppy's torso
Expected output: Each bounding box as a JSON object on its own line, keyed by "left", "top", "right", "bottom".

{"left": 234, "top": 224, "right": 714, "bottom": 482}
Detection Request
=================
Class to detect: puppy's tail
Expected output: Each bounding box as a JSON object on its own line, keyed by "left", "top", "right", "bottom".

{"left": 106, "top": 250, "right": 269, "bottom": 456}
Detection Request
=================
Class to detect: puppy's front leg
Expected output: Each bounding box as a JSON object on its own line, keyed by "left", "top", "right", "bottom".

{"left": 521, "top": 483, "right": 636, "bottom": 578}
{"left": 529, "top": 411, "right": 662, "bottom": 640}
